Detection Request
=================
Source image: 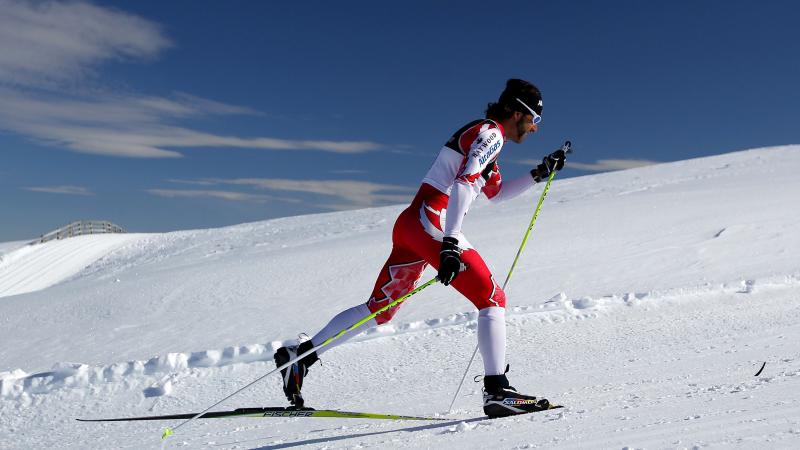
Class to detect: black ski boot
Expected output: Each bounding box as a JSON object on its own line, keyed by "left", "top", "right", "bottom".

{"left": 483, "top": 373, "right": 550, "bottom": 418}
{"left": 274, "top": 340, "right": 318, "bottom": 408}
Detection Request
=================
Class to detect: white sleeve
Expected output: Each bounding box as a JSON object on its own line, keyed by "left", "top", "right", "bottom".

{"left": 444, "top": 181, "right": 473, "bottom": 239}
{"left": 486, "top": 174, "right": 536, "bottom": 203}
{"left": 443, "top": 127, "right": 504, "bottom": 239}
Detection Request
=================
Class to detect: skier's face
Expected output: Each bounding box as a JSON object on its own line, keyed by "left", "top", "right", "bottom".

{"left": 510, "top": 112, "right": 539, "bottom": 143}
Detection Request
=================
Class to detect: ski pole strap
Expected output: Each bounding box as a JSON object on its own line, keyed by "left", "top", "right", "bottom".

{"left": 163, "top": 277, "right": 439, "bottom": 440}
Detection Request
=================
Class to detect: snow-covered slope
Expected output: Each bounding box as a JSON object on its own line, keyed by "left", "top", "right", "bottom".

{"left": 0, "top": 240, "right": 27, "bottom": 256}
{"left": 1, "top": 145, "right": 798, "bottom": 449}
{"left": 0, "top": 234, "right": 145, "bottom": 298}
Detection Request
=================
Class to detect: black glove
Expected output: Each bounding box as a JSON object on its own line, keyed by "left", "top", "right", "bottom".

{"left": 437, "top": 237, "right": 465, "bottom": 286}
{"left": 531, "top": 143, "right": 569, "bottom": 182}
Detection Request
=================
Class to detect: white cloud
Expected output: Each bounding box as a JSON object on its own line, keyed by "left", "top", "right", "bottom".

{"left": 146, "top": 189, "right": 272, "bottom": 202}
{"left": 516, "top": 158, "right": 659, "bottom": 172}
{"left": 0, "top": 0, "right": 171, "bottom": 87}
{"left": 167, "top": 92, "right": 263, "bottom": 117}
{"left": 215, "top": 178, "right": 414, "bottom": 207}
{"left": 165, "top": 179, "right": 220, "bottom": 187}
{"left": 23, "top": 185, "right": 93, "bottom": 195}
{"left": 329, "top": 169, "right": 368, "bottom": 175}
{"left": 0, "top": 86, "right": 382, "bottom": 158}
{"left": 167, "top": 178, "right": 414, "bottom": 208}
{"left": 566, "top": 159, "right": 660, "bottom": 172}
{"left": 0, "top": 1, "right": 383, "bottom": 158}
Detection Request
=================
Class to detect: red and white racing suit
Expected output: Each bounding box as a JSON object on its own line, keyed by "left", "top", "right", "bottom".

{"left": 310, "top": 119, "right": 539, "bottom": 375}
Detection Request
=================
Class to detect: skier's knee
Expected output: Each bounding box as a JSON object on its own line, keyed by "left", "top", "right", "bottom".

{"left": 374, "top": 308, "right": 398, "bottom": 325}
{"left": 476, "top": 285, "right": 506, "bottom": 309}
{"left": 490, "top": 286, "right": 506, "bottom": 308}
{"left": 366, "top": 297, "right": 400, "bottom": 325}
{"left": 471, "top": 286, "right": 506, "bottom": 310}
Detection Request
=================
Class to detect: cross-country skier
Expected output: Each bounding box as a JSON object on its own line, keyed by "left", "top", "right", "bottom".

{"left": 275, "top": 79, "right": 567, "bottom": 418}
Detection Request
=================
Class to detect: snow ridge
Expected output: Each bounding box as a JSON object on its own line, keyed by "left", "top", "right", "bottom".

{"left": 0, "top": 234, "right": 144, "bottom": 298}
{"left": 3, "top": 274, "right": 796, "bottom": 402}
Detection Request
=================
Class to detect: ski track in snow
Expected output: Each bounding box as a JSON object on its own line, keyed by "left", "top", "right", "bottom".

{"left": 3, "top": 272, "right": 799, "bottom": 450}
{"left": 1, "top": 274, "right": 797, "bottom": 401}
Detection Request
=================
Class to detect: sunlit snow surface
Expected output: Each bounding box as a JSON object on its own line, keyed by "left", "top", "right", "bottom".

{"left": 1, "top": 146, "right": 799, "bottom": 449}
{"left": 0, "top": 234, "right": 144, "bottom": 298}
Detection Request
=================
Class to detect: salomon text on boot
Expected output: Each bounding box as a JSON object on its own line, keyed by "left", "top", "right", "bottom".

{"left": 482, "top": 373, "right": 550, "bottom": 418}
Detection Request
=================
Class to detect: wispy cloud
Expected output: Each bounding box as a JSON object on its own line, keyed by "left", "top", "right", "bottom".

{"left": 0, "top": 0, "right": 171, "bottom": 87}
{"left": 165, "top": 179, "right": 220, "bottom": 187}
{"left": 329, "top": 169, "right": 368, "bottom": 175}
{"left": 0, "top": 1, "right": 383, "bottom": 158}
{"left": 566, "top": 159, "right": 660, "bottom": 172}
{"left": 0, "top": 88, "right": 384, "bottom": 157}
{"left": 216, "top": 178, "right": 414, "bottom": 207}
{"left": 167, "top": 178, "right": 414, "bottom": 208}
{"left": 146, "top": 189, "right": 272, "bottom": 202}
{"left": 168, "top": 92, "right": 263, "bottom": 117}
{"left": 22, "top": 185, "right": 93, "bottom": 196}
{"left": 515, "top": 158, "right": 659, "bottom": 172}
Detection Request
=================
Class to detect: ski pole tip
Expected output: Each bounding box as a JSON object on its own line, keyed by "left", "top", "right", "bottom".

{"left": 161, "top": 427, "right": 174, "bottom": 440}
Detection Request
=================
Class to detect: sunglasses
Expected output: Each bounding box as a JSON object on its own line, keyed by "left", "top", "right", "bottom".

{"left": 515, "top": 97, "right": 542, "bottom": 124}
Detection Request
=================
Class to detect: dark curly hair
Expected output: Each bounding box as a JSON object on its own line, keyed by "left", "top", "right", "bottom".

{"left": 485, "top": 79, "right": 542, "bottom": 120}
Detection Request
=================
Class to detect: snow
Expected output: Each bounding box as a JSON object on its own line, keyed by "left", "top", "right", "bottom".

{"left": 0, "top": 234, "right": 145, "bottom": 298}
{"left": 0, "top": 240, "right": 28, "bottom": 256}
{"left": 1, "top": 145, "right": 799, "bottom": 449}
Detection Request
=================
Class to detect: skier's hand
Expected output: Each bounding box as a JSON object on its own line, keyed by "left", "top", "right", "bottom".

{"left": 437, "top": 237, "right": 465, "bottom": 286}
{"left": 531, "top": 144, "right": 569, "bottom": 182}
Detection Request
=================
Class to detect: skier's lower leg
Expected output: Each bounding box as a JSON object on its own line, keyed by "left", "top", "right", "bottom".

{"left": 478, "top": 306, "right": 549, "bottom": 417}
{"left": 478, "top": 306, "right": 507, "bottom": 375}
{"left": 274, "top": 303, "right": 378, "bottom": 407}
{"left": 311, "top": 303, "right": 377, "bottom": 356}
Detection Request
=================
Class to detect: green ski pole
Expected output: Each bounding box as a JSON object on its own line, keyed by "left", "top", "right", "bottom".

{"left": 446, "top": 140, "right": 571, "bottom": 414}
{"left": 162, "top": 277, "right": 439, "bottom": 441}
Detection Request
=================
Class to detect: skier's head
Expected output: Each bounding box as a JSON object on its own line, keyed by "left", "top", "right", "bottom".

{"left": 485, "top": 79, "right": 542, "bottom": 143}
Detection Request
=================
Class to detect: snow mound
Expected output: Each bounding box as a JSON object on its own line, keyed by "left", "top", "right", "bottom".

{"left": 0, "top": 234, "right": 146, "bottom": 298}
{"left": 2, "top": 272, "right": 796, "bottom": 402}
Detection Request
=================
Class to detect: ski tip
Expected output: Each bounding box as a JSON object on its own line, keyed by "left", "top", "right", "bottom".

{"left": 161, "top": 427, "right": 174, "bottom": 440}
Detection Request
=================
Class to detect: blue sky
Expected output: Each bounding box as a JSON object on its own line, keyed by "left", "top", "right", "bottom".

{"left": 1, "top": 0, "right": 798, "bottom": 241}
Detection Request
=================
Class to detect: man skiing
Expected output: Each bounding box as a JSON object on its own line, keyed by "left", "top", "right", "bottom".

{"left": 275, "top": 79, "right": 567, "bottom": 418}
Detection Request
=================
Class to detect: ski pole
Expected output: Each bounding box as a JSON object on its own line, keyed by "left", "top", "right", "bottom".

{"left": 446, "top": 140, "right": 571, "bottom": 414}
{"left": 161, "top": 277, "right": 439, "bottom": 441}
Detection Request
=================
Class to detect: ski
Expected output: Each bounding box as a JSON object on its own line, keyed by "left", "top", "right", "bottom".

{"left": 77, "top": 406, "right": 447, "bottom": 422}
{"left": 485, "top": 403, "right": 564, "bottom": 419}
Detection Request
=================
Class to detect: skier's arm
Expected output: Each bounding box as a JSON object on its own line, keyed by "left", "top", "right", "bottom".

{"left": 444, "top": 128, "right": 503, "bottom": 238}
{"left": 486, "top": 144, "right": 571, "bottom": 203}
{"left": 482, "top": 162, "right": 536, "bottom": 203}
{"left": 443, "top": 179, "right": 473, "bottom": 239}
{"left": 486, "top": 175, "right": 536, "bottom": 203}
